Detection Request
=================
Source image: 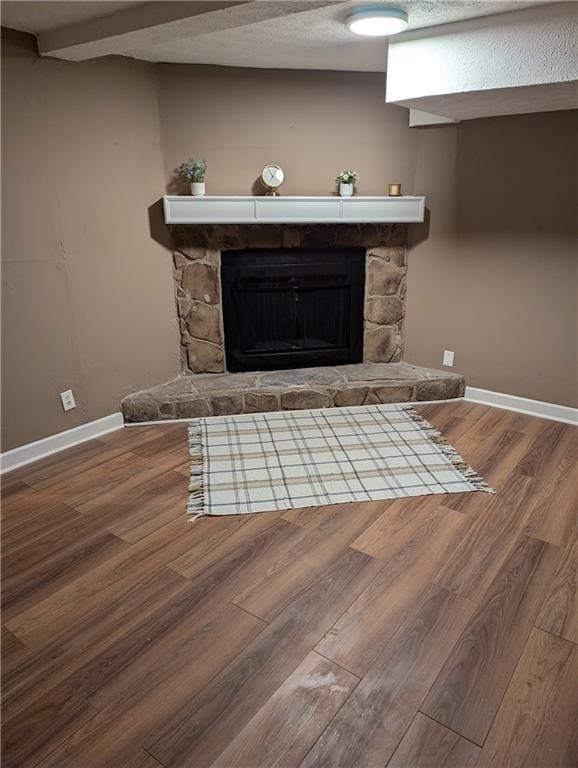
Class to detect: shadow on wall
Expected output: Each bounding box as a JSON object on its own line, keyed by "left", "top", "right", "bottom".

{"left": 148, "top": 199, "right": 174, "bottom": 251}
{"left": 167, "top": 168, "right": 188, "bottom": 194}
{"left": 407, "top": 207, "right": 431, "bottom": 251}
{"left": 251, "top": 176, "right": 265, "bottom": 196}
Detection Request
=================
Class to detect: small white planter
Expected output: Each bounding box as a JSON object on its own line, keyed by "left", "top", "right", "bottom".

{"left": 191, "top": 182, "right": 206, "bottom": 196}
{"left": 339, "top": 182, "right": 354, "bottom": 197}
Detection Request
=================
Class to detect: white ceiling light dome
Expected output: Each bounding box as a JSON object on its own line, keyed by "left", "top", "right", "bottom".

{"left": 346, "top": 5, "right": 408, "bottom": 37}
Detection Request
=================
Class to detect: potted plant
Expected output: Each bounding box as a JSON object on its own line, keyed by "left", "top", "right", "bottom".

{"left": 336, "top": 169, "right": 358, "bottom": 197}
{"left": 183, "top": 158, "right": 207, "bottom": 196}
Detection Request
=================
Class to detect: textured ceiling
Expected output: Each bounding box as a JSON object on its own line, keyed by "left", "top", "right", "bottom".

{"left": 2, "top": 0, "right": 547, "bottom": 71}
{"left": 132, "top": 3, "right": 389, "bottom": 71}
{"left": 0, "top": 1, "right": 144, "bottom": 33}
{"left": 129, "top": 0, "right": 547, "bottom": 71}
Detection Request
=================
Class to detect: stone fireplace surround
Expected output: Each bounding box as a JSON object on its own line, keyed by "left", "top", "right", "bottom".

{"left": 172, "top": 222, "right": 408, "bottom": 374}
{"left": 121, "top": 222, "right": 465, "bottom": 422}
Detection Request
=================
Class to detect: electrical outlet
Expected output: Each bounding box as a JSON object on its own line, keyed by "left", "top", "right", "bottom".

{"left": 60, "top": 389, "right": 76, "bottom": 412}
{"left": 443, "top": 350, "right": 455, "bottom": 367}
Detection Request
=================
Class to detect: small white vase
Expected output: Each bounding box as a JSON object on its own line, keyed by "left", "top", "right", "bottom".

{"left": 191, "top": 182, "right": 206, "bottom": 196}
{"left": 339, "top": 182, "right": 354, "bottom": 197}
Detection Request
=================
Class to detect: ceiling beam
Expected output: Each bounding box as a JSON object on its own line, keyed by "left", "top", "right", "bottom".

{"left": 38, "top": 0, "right": 340, "bottom": 61}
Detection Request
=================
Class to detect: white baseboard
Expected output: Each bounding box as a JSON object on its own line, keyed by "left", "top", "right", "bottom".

{"left": 3, "top": 389, "right": 571, "bottom": 476}
{"left": 0, "top": 413, "right": 124, "bottom": 475}
{"left": 464, "top": 387, "right": 577, "bottom": 426}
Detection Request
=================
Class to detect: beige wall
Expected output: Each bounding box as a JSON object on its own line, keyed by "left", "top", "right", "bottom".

{"left": 158, "top": 64, "right": 577, "bottom": 408}
{"left": 158, "top": 65, "right": 419, "bottom": 196}
{"left": 2, "top": 51, "right": 575, "bottom": 452}
{"left": 406, "top": 110, "right": 577, "bottom": 408}
{"left": 1, "top": 30, "right": 180, "bottom": 451}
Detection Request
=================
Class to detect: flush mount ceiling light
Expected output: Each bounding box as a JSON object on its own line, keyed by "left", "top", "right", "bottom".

{"left": 345, "top": 5, "right": 408, "bottom": 37}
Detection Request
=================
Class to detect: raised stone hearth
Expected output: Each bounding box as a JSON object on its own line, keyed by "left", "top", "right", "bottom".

{"left": 121, "top": 362, "right": 465, "bottom": 422}
{"left": 121, "top": 221, "right": 465, "bottom": 423}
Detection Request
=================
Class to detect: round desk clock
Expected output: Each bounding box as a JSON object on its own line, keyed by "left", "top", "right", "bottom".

{"left": 261, "top": 164, "right": 285, "bottom": 196}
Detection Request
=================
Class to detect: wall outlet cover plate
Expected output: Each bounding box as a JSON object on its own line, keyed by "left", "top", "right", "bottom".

{"left": 60, "top": 389, "right": 76, "bottom": 411}
{"left": 443, "top": 350, "right": 455, "bottom": 367}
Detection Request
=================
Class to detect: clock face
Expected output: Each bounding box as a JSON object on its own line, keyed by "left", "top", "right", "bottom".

{"left": 261, "top": 164, "right": 284, "bottom": 189}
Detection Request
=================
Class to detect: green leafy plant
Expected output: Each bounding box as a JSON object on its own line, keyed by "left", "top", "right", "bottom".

{"left": 182, "top": 158, "right": 207, "bottom": 183}
{"left": 336, "top": 169, "right": 359, "bottom": 185}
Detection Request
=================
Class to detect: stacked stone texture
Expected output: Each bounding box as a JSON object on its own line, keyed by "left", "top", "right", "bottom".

{"left": 121, "top": 362, "right": 465, "bottom": 422}
{"left": 364, "top": 246, "right": 406, "bottom": 364}
{"left": 118, "top": 223, "right": 468, "bottom": 424}
{"left": 174, "top": 248, "right": 224, "bottom": 373}
{"left": 171, "top": 223, "right": 409, "bottom": 374}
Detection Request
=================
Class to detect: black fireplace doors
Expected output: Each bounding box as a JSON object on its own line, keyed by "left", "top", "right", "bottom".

{"left": 221, "top": 247, "right": 365, "bottom": 372}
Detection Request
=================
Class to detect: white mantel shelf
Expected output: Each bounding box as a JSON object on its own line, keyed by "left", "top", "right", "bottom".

{"left": 163, "top": 195, "right": 426, "bottom": 225}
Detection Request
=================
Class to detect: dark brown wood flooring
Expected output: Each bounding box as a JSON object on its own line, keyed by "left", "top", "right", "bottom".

{"left": 1, "top": 402, "right": 576, "bottom": 768}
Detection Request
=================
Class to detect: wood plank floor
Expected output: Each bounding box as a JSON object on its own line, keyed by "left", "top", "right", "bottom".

{"left": 1, "top": 402, "right": 576, "bottom": 768}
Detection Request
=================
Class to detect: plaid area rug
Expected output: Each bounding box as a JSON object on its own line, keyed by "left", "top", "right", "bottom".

{"left": 186, "top": 404, "right": 493, "bottom": 518}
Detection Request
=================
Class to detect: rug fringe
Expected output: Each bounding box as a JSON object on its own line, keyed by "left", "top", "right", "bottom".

{"left": 187, "top": 420, "right": 207, "bottom": 518}
{"left": 401, "top": 405, "right": 495, "bottom": 494}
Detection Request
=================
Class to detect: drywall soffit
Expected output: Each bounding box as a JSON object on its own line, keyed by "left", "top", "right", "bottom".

{"left": 386, "top": 4, "right": 578, "bottom": 120}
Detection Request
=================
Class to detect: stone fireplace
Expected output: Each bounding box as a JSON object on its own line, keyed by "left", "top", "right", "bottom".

{"left": 120, "top": 220, "right": 465, "bottom": 422}
{"left": 171, "top": 223, "right": 408, "bottom": 375}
